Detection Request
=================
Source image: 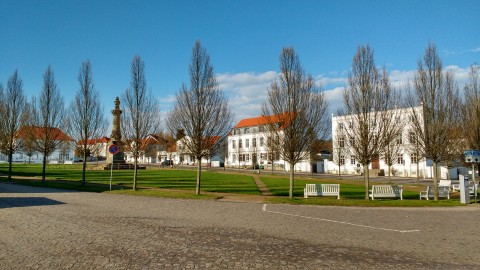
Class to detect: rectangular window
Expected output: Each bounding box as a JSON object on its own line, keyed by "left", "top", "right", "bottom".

{"left": 340, "top": 155, "right": 345, "bottom": 165}
{"left": 411, "top": 153, "right": 418, "bottom": 163}
{"left": 409, "top": 132, "right": 416, "bottom": 144}
{"left": 348, "top": 121, "right": 353, "bottom": 129}
{"left": 349, "top": 137, "right": 355, "bottom": 147}
{"left": 239, "top": 139, "right": 242, "bottom": 148}
{"left": 339, "top": 137, "right": 345, "bottom": 148}
{"left": 338, "top": 123, "right": 344, "bottom": 130}
{"left": 397, "top": 154, "right": 405, "bottom": 164}
{"left": 246, "top": 139, "right": 250, "bottom": 148}
{"left": 252, "top": 138, "right": 257, "bottom": 148}
{"left": 232, "top": 154, "right": 236, "bottom": 163}
{"left": 396, "top": 134, "right": 403, "bottom": 145}
{"left": 245, "top": 154, "right": 250, "bottom": 162}
{"left": 232, "top": 140, "right": 236, "bottom": 149}
{"left": 260, "top": 153, "right": 267, "bottom": 160}
{"left": 244, "top": 128, "right": 249, "bottom": 134}
{"left": 260, "top": 137, "right": 264, "bottom": 147}
{"left": 350, "top": 156, "right": 356, "bottom": 165}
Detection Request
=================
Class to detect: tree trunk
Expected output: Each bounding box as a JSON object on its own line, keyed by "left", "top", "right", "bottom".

{"left": 133, "top": 158, "right": 138, "bottom": 191}
{"left": 388, "top": 165, "right": 392, "bottom": 183}
{"left": 433, "top": 161, "right": 438, "bottom": 201}
{"left": 416, "top": 162, "right": 420, "bottom": 183}
{"left": 364, "top": 165, "right": 370, "bottom": 200}
{"left": 338, "top": 164, "right": 342, "bottom": 180}
{"left": 42, "top": 154, "right": 47, "bottom": 182}
{"left": 8, "top": 152, "right": 13, "bottom": 180}
{"left": 196, "top": 158, "right": 202, "bottom": 195}
{"left": 289, "top": 162, "right": 294, "bottom": 199}
{"left": 81, "top": 153, "right": 87, "bottom": 186}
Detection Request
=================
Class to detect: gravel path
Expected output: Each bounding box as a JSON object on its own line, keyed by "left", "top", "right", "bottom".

{"left": 1, "top": 182, "right": 479, "bottom": 269}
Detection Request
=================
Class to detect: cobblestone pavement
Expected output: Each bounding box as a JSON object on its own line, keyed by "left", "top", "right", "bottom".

{"left": 1, "top": 183, "right": 479, "bottom": 269}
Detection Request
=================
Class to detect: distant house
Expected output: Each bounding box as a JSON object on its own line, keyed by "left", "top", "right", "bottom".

{"left": 77, "top": 136, "right": 110, "bottom": 160}
{"left": 0, "top": 126, "right": 75, "bottom": 163}
{"left": 172, "top": 136, "right": 224, "bottom": 166}
{"left": 226, "top": 114, "right": 316, "bottom": 172}
{"left": 124, "top": 134, "right": 164, "bottom": 164}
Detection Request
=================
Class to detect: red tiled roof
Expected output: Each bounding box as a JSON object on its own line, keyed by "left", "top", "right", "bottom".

{"left": 16, "top": 126, "right": 74, "bottom": 141}
{"left": 233, "top": 113, "right": 293, "bottom": 129}
{"left": 78, "top": 137, "right": 110, "bottom": 145}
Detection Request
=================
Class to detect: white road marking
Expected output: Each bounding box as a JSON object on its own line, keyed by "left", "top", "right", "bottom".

{"left": 262, "top": 204, "right": 420, "bottom": 233}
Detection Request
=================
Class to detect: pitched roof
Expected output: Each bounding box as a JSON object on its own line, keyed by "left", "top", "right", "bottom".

{"left": 16, "top": 126, "right": 74, "bottom": 141}
{"left": 233, "top": 113, "right": 293, "bottom": 129}
{"left": 78, "top": 136, "right": 110, "bottom": 145}
{"left": 234, "top": 115, "right": 276, "bottom": 129}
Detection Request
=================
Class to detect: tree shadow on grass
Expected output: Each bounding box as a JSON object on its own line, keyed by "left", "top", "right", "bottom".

{"left": 0, "top": 197, "right": 65, "bottom": 209}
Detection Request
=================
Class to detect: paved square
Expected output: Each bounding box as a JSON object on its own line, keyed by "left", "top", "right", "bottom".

{"left": 1, "top": 183, "right": 479, "bottom": 269}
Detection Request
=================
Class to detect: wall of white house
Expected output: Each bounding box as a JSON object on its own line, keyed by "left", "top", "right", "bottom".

{"left": 0, "top": 145, "right": 75, "bottom": 164}
{"left": 330, "top": 106, "right": 461, "bottom": 179}
{"left": 226, "top": 129, "right": 314, "bottom": 172}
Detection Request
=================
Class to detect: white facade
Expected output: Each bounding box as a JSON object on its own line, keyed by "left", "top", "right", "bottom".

{"left": 226, "top": 115, "right": 314, "bottom": 172}
{"left": 0, "top": 140, "right": 75, "bottom": 164}
{"left": 169, "top": 136, "right": 224, "bottom": 166}
{"left": 331, "top": 106, "right": 455, "bottom": 179}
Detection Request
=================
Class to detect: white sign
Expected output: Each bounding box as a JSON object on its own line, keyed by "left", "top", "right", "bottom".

{"left": 465, "top": 149, "right": 480, "bottom": 163}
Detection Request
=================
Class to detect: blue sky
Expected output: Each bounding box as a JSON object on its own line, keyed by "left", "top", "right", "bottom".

{"left": 1, "top": 0, "right": 479, "bottom": 128}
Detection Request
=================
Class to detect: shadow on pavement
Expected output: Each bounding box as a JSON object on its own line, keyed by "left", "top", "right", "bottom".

{"left": 0, "top": 197, "right": 65, "bottom": 209}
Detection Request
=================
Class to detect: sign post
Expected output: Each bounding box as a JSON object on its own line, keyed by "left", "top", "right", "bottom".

{"left": 464, "top": 150, "right": 480, "bottom": 204}
{"left": 108, "top": 144, "right": 120, "bottom": 191}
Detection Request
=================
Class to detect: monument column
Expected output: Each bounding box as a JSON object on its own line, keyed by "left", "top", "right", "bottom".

{"left": 107, "top": 97, "right": 125, "bottom": 164}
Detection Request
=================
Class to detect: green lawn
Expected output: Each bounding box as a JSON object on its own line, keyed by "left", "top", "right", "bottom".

{"left": 0, "top": 163, "right": 470, "bottom": 206}
{"left": 260, "top": 175, "right": 464, "bottom": 207}
{"left": 0, "top": 164, "right": 260, "bottom": 195}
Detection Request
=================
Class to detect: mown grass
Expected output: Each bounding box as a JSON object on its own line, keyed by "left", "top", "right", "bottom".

{"left": 0, "top": 163, "right": 260, "bottom": 195}
{"left": 0, "top": 163, "right": 472, "bottom": 206}
{"left": 260, "top": 175, "right": 465, "bottom": 207}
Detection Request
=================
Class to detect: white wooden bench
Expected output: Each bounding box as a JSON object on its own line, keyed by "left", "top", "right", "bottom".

{"left": 419, "top": 185, "right": 450, "bottom": 200}
{"left": 369, "top": 185, "right": 403, "bottom": 200}
{"left": 64, "top": 160, "right": 74, "bottom": 165}
{"left": 439, "top": 180, "right": 451, "bottom": 188}
{"left": 304, "top": 184, "right": 340, "bottom": 199}
{"left": 48, "top": 160, "right": 59, "bottom": 165}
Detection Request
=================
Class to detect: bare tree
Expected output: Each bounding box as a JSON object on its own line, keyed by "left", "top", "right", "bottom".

{"left": 340, "top": 46, "right": 396, "bottom": 200}
{"left": 462, "top": 64, "right": 480, "bottom": 149}
{"left": 407, "top": 43, "right": 461, "bottom": 200}
{"left": 67, "top": 61, "right": 108, "bottom": 186}
{"left": 0, "top": 71, "right": 26, "bottom": 179}
{"left": 167, "top": 40, "right": 233, "bottom": 195}
{"left": 407, "top": 129, "right": 423, "bottom": 182}
{"left": 263, "top": 47, "right": 329, "bottom": 199}
{"left": 29, "top": 66, "right": 66, "bottom": 182}
{"left": 331, "top": 133, "right": 346, "bottom": 180}
{"left": 122, "top": 55, "right": 161, "bottom": 191}
{"left": 378, "top": 76, "right": 403, "bottom": 182}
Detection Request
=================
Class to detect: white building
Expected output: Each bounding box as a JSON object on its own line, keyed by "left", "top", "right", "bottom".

{"left": 330, "top": 106, "right": 457, "bottom": 179}
{"left": 79, "top": 136, "right": 110, "bottom": 161}
{"left": 171, "top": 136, "right": 224, "bottom": 167}
{"left": 0, "top": 126, "right": 75, "bottom": 164}
{"left": 226, "top": 115, "right": 316, "bottom": 172}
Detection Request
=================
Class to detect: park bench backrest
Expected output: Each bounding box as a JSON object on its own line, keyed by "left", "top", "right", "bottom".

{"left": 321, "top": 184, "right": 339, "bottom": 194}
{"left": 373, "top": 185, "right": 395, "bottom": 195}
{"left": 439, "top": 180, "right": 451, "bottom": 187}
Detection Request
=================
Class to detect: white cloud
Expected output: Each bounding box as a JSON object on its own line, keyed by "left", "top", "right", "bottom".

{"left": 161, "top": 65, "right": 475, "bottom": 127}
{"left": 470, "top": 47, "right": 480, "bottom": 53}
{"left": 217, "top": 71, "right": 277, "bottom": 123}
